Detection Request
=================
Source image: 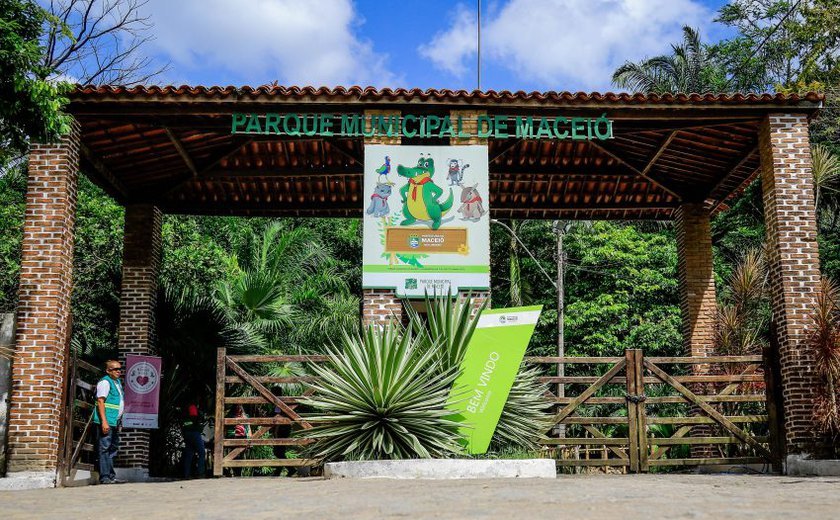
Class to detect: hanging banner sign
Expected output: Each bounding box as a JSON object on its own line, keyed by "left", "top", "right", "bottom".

{"left": 231, "top": 113, "right": 614, "bottom": 141}
{"left": 362, "top": 145, "right": 490, "bottom": 297}
{"left": 123, "top": 355, "right": 161, "bottom": 429}
{"left": 446, "top": 306, "right": 543, "bottom": 454}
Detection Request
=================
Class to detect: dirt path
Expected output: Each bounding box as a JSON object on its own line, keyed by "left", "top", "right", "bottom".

{"left": 2, "top": 474, "right": 839, "bottom": 519}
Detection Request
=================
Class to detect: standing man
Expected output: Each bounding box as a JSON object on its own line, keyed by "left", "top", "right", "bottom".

{"left": 93, "top": 360, "right": 124, "bottom": 484}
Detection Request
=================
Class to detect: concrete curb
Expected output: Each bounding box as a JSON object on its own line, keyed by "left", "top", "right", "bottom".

{"left": 324, "top": 459, "right": 556, "bottom": 479}
{"left": 0, "top": 471, "right": 56, "bottom": 490}
{"left": 786, "top": 455, "right": 840, "bottom": 476}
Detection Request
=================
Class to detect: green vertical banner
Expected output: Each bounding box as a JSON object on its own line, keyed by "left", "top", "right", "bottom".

{"left": 447, "top": 305, "right": 543, "bottom": 454}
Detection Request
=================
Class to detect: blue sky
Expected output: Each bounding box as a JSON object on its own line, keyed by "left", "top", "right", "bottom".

{"left": 118, "top": 0, "right": 735, "bottom": 91}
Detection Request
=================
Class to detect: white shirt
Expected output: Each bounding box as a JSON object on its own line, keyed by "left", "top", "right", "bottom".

{"left": 96, "top": 378, "right": 125, "bottom": 418}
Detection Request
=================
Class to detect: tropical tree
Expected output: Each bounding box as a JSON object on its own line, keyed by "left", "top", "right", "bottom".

{"left": 812, "top": 143, "right": 840, "bottom": 218}
{"left": 0, "top": 0, "right": 70, "bottom": 165}
{"left": 715, "top": 0, "right": 840, "bottom": 90}
{"left": 612, "top": 26, "right": 725, "bottom": 94}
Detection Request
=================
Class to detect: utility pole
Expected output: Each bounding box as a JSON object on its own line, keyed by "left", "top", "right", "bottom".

{"left": 477, "top": 0, "right": 481, "bottom": 90}
{"left": 552, "top": 220, "right": 570, "bottom": 437}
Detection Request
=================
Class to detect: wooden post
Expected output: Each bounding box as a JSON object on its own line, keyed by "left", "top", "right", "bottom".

{"left": 633, "top": 349, "right": 649, "bottom": 472}
{"left": 625, "top": 349, "right": 640, "bottom": 473}
{"left": 213, "top": 348, "right": 226, "bottom": 477}
{"left": 763, "top": 340, "right": 785, "bottom": 472}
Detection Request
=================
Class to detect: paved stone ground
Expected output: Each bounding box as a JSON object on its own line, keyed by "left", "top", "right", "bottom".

{"left": 2, "top": 474, "right": 839, "bottom": 519}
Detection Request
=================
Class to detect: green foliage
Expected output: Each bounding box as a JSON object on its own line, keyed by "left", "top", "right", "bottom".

{"left": 0, "top": 166, "right": 26, "bottom": 312}
{"left": 71, "top": 177, "right": 123, "bottom": 352}
{"left": 303, "top": 326, "right": 464, "bottom": 460}
{"left": 0, "top": 0, "right": 70, "bottom": 163}
{"left": 715, "top": 0, "right": 840, "bottom": 89}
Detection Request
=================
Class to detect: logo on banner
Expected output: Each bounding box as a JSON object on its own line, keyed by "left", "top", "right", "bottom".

{"left": 127, "top": 361, "right": 159, "bottom": 395}
{"left": 408, "top": 235, "right": 420, "bottom": 249}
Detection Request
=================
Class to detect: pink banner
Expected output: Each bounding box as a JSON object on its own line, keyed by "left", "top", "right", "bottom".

{"left": 123, "top": 355, "right": 162, "bottom": 429}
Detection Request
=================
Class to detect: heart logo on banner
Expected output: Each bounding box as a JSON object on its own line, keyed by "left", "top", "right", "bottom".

{"left": 137, "top": 375, "right": 149, "bottom": 386}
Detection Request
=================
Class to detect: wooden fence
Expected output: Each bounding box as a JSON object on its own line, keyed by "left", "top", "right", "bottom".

{"left": 214, "top": 348, "right": 778, "bottom": 475}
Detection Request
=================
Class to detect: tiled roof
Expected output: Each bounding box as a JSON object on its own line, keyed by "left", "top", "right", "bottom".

{"left": 71, "top": 85, "right": 824, "bottom": 105}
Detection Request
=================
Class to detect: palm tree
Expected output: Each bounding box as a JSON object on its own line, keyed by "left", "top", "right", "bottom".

{"left": 213, "top": 223, "right": 358, "bottom": 354}
{"left": 812, "top": 143, "right": 840, "bottom": 214}
{"left": 612, "top": 26, "right": 721, "bottom": 94}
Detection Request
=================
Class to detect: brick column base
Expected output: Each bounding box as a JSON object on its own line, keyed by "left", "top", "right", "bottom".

{"left": 115, "top": 205, "right": 162, "bottom": 478}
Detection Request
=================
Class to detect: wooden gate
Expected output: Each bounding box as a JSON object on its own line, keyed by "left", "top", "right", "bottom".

{"left": 59, "top": 355, "right": 100, "bottom": 486}
{"left": 531, "top": 349, "right": 778, "bottom": 472}
{"left": 212, "top": 349, "right": 322, "bottom": 476}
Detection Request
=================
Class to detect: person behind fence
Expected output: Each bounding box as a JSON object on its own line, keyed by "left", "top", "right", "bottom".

{"left": 93, "top": 360, "right": 124, "bottom": 484}
{"left": 181, "top": 398, "right": 207, "bottom": 479}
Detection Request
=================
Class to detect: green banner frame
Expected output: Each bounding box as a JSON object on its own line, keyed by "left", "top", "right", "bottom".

{"left": 446, "top": 305, "right": 543, "bottom": 454}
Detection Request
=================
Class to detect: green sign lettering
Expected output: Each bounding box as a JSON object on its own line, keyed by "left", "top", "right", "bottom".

{"left": 230, "top": 113, "right": 614, "bottom": 140}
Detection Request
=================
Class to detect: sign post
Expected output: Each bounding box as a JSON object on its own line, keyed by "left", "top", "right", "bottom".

{"left": 446, "top": 306, "right": 543, "bottom": 454}
{"left": 123, "top": 355, "right": 161, "bottom": 429}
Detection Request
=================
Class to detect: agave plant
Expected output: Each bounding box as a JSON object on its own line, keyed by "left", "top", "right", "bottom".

{"left": 490, "top": 366, "right": 552, "bottom": 451}
{"left": 302, "top": 325, "right": 464, "bottom": 461}
{"left": 407, "top": 292, "right": 485, "bottom": 374}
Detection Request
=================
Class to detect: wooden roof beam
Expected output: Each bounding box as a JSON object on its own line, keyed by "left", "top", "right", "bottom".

{"left": 706, "top": 145, "right": 759, "bottom": 202}
{"left": 587, "top": 140, "right": 683, "bottom": 201}
{"left": 79, "top": 143, "right": 129, "bottom": 201}
{"left": 164, "top": 127, "right": 199, "bottom": 177}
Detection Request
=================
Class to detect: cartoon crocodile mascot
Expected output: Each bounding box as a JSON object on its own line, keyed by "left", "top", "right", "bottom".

{"left": 397, "top": 155, "right": 454, "bottom": 230}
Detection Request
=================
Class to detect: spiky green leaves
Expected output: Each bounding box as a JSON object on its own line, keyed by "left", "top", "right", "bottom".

{"left": 303, "top": 326, "right": 464, "bottom": 460}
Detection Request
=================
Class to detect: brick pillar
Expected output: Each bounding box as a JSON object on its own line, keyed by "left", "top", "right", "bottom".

{"left": 451, "top": 110, "right": 491, "bottom": 310}
{"left": 675, "top": 202, "right": 717, "bottom": 363}
{"left": 362, "top": 110, "right": 404, "bottom": 327}
{"left": 759, "top": 113, "right": 823, "bottom": 458}
{"left": 6, "top": 122, "right": 80, "bottom": 483}
{"left": 675, "top": 202, "right": 717, "bottom": 455}
{"left": 116, "top": 204, "right": 162, "bottom": 478}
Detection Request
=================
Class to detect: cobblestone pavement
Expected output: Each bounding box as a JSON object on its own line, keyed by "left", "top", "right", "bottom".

{"left": 2, "top": 474, "right": 839, "bottom": 520}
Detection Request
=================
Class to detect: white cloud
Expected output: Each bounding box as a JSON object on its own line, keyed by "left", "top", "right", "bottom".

{"left": 418, "top": 5, "right": 478, "bottom": 77}
{"left": 143, "top": 0, "right": 398, "bottom": 87}
{"left": 419, "top": 0, "right": 713, "bottom": 91}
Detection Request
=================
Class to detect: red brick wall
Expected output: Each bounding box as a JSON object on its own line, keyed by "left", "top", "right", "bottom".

{"left": 674, "top": 202, "right": 717, "bottom": 364}
{"left": 7, "top": 122, "right": 80, "bottom": 473}
{"left": 362, "top": 289, "right": 403, "bottom": 326}
{"left": 116, "top": 205, "right": 162, "bottom": 468}
{"left": 759, "top": 113, "right": 822, "bottom": 456}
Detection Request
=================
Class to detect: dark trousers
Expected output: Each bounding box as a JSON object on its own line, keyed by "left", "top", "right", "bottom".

{"left": 182, "top": 430, "right": 206, "bottom": 478}
{"left": 97, "top": 426, "right": 120, "bottom": 483}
